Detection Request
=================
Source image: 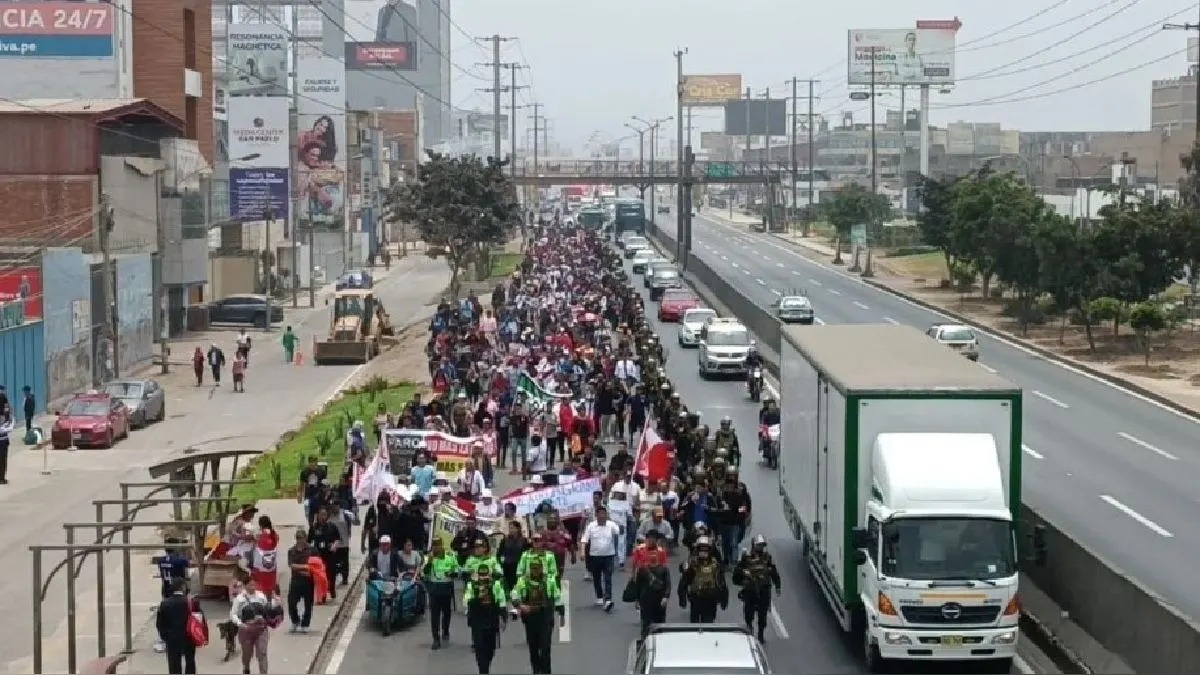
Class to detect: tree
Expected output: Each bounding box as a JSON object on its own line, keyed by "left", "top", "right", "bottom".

{"left": 824, "top": 183, "right": 892, "bottom": 266}
{"left": 1092, "top": 197, "right": 1183, "bottom": 312}
{"left": 385, "top": 152, "right": 519, "bottom": 298}
{"left": 915, "top": 174, "right": 961, "bottom": 274}
{"left": 1033, "top": 218, "right": 1107, "bottom": 349}
{"left": 950, "top": 170, "right": 1045, "bottom": 298}
{"left": 1129, "top": 301, "right": 1167, "bottom": 366}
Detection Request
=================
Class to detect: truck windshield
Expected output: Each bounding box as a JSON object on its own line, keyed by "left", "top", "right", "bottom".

{"left": 881, "top": 517, "right": 1015, "bottom": 581}
{"left": 708, "top": 329, "right": 750, "bottom": 346}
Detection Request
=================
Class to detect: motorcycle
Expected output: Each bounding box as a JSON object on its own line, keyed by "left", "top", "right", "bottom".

{"left": 366, "top": 571, "right": 427, "bottom": 637}
{"left": 747, "top": 368, "right": 764, "bottom": 402}
{"left": 759, "top": 424, "right": 780, "bottom": 470}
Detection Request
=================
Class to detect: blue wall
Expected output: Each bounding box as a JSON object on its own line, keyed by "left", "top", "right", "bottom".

{"left": 42, "top": 248, "right": 93, "bottom": 401}
{"left": 0, "top": 322, "right": 46, "bottom": 415}
{"left": 116, "top": 254, "right": 154, "bottom": 373}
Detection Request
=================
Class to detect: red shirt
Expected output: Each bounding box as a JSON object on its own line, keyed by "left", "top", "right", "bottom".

{"left": 631, "top": 545, "right": 669, "bottom": 571}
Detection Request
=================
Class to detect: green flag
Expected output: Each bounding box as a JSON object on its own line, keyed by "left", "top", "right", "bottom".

{"left": 517, "top": 372, "right": 570, "bottom": 411}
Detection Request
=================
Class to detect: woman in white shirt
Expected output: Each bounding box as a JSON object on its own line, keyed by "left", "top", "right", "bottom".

{"left": 527, "top": 433, "right": 550, "bottom": 475}
{"left": 230, "top": 578, "right": 278, "bottom": 674}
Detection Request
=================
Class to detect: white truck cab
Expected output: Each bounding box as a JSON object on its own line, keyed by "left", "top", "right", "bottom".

{"left": 854, "top": 433, "right": 1019, "bottom": 670}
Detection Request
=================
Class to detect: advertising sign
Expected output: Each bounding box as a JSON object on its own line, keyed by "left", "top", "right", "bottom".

{"left": 229, "top": 168, "right": 289, "bottom": 222}
{"left": 847, "top": 26, "right": 957, "bottom": 86}
{"left": 344, "top": 41, "right": 415, "bottom": 70}
{"left": 0, "top": 266, "right": 42, "bottom": 320}
{"left": 296, "top": 55, "right": 347, "bottom": 226}
{"left": 466, "top": 112, "right": 508, "bottom": 138}
{"left": 0, "top": 1, "right": 114, "bottom": 58}
{"left": 227, "top": 96, "right": 289, "bottom": 167}
{"left": 723, "top": 99, "right": 787, "bottom": 136}
{"left": 680, "top": 74, "right": 742, "bottom": 106}
{"left": 226, "top": 23, "right": 288, "bottom": 96}
{"left": 700, "top": 131, "right": 731, "bottom": 152}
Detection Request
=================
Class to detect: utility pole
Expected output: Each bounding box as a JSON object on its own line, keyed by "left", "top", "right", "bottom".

{"left": 264, "top": 207, "right": 274, "bottom": 331}
{"left": 863, "top": 48, "right": 879, "bottom": 278}
{"left": 503, "top": 63, "right": 529, "bottom": 175}
{"left": 529, "top": 103, "right": 543, "bottom": 203}
{"left": 673, "top": 48, "right": 687, "bottom": 262}
{"left": 1164, "top": 11, "right": 1200, "bottom": 142}
{"left": 290, "top": 5, "right": 300, "bottom": 309}
{"left": 790, "top": 77, "right": 798, "bottom": 227}
{"left": 154, "top": 172, "right": 168, "bottom": 374}
{"left": 476, "top": 34, "right": 515, "bottom": 160}
{"left": 99, "top": 195, "right": 118, "bottom": 380}
{"left": 807, "top": 79, "right": 817, "bottom": 237}
{"left": 789, "top": 77, "right": 819, "bottom": 233}
{"left": 743, "top": 87, "right": 751, "bottom": 209}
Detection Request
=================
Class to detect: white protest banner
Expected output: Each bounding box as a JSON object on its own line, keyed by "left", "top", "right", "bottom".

{"left": 501, "top": 477, "right": 601, "bottom": 519}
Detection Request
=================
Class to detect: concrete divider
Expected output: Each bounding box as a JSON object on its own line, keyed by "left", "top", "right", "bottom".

{"left": 642, "top": 224, "right": 1199, "bottom": 673}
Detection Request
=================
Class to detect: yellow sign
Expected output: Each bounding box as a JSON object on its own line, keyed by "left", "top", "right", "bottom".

{"left": 680, "top": 74, "right": 743, "bottom": 106}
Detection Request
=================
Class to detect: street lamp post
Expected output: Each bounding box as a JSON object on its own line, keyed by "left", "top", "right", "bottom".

{"left": 1064, "top": 155, "right": 1085, "bottom": 228}
{"left": 632, "top": 115, "right": 674, "bottom": 232}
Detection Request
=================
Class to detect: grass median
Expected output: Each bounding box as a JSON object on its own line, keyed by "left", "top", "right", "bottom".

{"left": 489, "top": 252, "right": 524, "bottom": 279}
{"left": 231, "top": 377, "right": 417, "bottom": 505}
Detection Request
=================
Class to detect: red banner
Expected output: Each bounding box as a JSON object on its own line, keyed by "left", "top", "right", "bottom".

{"left": 634, "top": 419, "right": 674, "bottom": 484}
{"left": 0, "top": 266, "right": 41, "bottom": 319}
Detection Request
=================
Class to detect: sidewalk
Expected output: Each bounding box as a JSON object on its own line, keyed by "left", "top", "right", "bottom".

{"left": 0, "top": 256, "right": 449, "bottom": 675}
{"left": 117, "top": 500, "right": 362, "bottom": 675}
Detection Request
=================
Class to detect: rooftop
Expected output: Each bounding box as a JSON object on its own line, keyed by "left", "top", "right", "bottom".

{"left": 782, "top": 324, "right": 1018, "bottom": 395}
{"left": 0, "top": 98, "right": 183, "bottom": 129}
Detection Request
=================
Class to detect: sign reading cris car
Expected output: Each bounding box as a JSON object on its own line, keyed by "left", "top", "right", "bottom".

{"left": 0, "top": 1, "right": 114, "bottom": 58}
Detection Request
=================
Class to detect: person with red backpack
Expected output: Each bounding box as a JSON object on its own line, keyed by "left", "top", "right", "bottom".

{"left": 155, "top": 578, "right": 205, "bottom": 674}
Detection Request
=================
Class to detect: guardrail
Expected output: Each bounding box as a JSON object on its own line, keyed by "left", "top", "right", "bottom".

{"left": 643, "top": 221, "right": 1200, "bottom": 674}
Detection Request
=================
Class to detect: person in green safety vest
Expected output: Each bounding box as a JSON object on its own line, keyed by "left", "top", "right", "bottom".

{"left": 281, "top": 325, "right": 298, "bottom": 363}
{"left": 509, "top": 559, "right": 565, "bottom": 675}
{"left": 516, "top": 532, "right": 558, "bottom": 579}
{"left": 422, "top": 538, "right": 460, "bottom": 650}
{"left": 463, "top": 564, "right": 508, "bottom": 674}
{"left": 462, "top": 538, "right": 503, "bottom": 583}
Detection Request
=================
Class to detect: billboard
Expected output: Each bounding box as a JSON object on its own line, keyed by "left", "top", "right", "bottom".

{"left": 345, "top": 41, "right": 415, "bottom": 70}
{"left": 227, "top": 96, "right": 290, "bottom": 167}
{"left": 680, "top": 74, "right": 742, "bottom": 106}
{"left": 847, "top": 26, "right": 957, "bottom": 86}
{"left": 700, "top": 131, "right": 732, "bottom": 152}
{"left": 724, "top": 99, "right": 787, "bottom": 137}
{"left": 466, "top": 112, "right": 508, "bottom": 138}
{"left": 229, "top": 168, "right": 290, "bottom": 222}
{"left": 0, "top": 266, "right": 42, "bottom": 320}
{"left": 296, "top": 56, "right": 347, "bottom": 226}
{"left": 226, "top": 23, "right": 288, "bottom": 97}
{"left": 0, "top": 1, "right": 114, "bottom": 58}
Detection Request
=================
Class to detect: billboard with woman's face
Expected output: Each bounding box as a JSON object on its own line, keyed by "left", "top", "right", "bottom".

{"left": 295, "top": 56, "right": 347, "bottom": 227}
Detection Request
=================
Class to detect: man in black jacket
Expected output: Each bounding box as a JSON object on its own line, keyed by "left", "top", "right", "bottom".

{"left": 155, "top": 579, "right": 196, "bottom": 674}
{"left": 627, "top": 532, "right": 671, "bottom": 640}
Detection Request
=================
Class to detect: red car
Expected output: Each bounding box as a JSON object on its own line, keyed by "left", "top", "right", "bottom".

{"left": 658, "top": 289, "right": 702, "bottom": 322}
{"left": 50, "top": 393, "right": 131, "bottom": 449}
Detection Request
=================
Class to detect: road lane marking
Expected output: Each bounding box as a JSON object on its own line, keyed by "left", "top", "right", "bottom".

{"left": 980, "top": 364, "right": 998, "bottom": 374}
{"left": 1033, "top": 390, "right": 1070, "bottom": 409}
{"left": 776, "top": 262, "right": 785, "bottom": 268}
{"left": 1022, "top": 444, "right": 1044, "bottom": 460}
{"left": 809, "top": 278, "right": 822, "bottom": 286}
{"left": 324, "top": 584, "right": 368, "bottom": 673}
{"left": 815, "top": 317, "right": 826, "bottom": 325}
{"left": 852, "top": 301, "right": 869, "bottom": 310}
{"left": 731, "top": 261, "right": 740, "bottom": 268}
{"left": 751, "top": 249, "right": 759, "bottom": 255}
{"left": 1117, "top": 432, "right": 1178, "bottom": 461}
{"left": 762, "top": 255, "right": 772, "bottom": 261}
{"left": 743, "top": 269, "right": 751, "bottom": 275}
{"left": 1100, "top": 495, "right": 1174, "bottom": 537}
{"left": 1014, "top": 654, "right": 1035, "bottom": 674}
{"left": 882, "top": 317, "right": 900, "bottom": 325}
{"left": 756, "top": 278, "right": 766, "bottom": 286}
{"left": 792, "top": 270, "right": 802, "bottom": 275}
{"left": 827, "top": 289, "right": 841, "bottom": 296}
{"left": 769, "top": 604, "right": 790, "bottom": 640}
{"left": 770, "top": 289, "right": 783, "bottom": 296}
{"left": 560, "top": 580, "right": 572, "bottom": 642}
{"left": 720, "top": 254, "right": 729, "bottom": 261}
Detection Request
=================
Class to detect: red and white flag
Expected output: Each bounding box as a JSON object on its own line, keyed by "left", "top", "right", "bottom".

{"left": 634, "top": 419, "right": 675, "bottom": 484}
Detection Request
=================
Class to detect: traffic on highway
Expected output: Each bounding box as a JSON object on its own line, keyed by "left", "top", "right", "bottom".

{"left": 682, "top": 211, "right": 1200, "bottom": 626}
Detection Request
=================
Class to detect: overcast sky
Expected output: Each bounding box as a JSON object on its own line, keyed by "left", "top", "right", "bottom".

{"left": 448, "top": 0, "right": 1197, "bottom": 150}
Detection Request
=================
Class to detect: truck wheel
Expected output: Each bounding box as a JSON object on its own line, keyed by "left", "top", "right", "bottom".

{"left": 863, "top": 629, "right": 889, "bottom": 673}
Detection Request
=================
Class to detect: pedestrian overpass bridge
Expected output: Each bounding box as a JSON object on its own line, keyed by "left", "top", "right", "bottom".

{"left": 510, "top": 160, "right": 786, "bottom": 186}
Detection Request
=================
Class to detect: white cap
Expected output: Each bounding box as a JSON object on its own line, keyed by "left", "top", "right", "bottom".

{"left": 481, "top": 488, "right": 493, "bottom": 499}
{"left": 531, "top": 474, "right": 544, "bottom": 486}
{"left": 379, "top": 535, "right": 392, "bottom": 544}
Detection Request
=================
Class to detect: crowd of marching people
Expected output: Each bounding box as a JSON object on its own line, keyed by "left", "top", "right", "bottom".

{"left": 274, "top": 216, "right": 786, "bottom": 675}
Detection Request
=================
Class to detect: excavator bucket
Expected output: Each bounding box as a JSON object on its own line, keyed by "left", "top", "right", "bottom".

{"left": 312, "top": 290, "right": 382, "bottom": 365}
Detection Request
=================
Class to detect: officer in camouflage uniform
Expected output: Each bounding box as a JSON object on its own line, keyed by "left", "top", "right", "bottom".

{"left": 732, "top": 535, "right": 782, "bottom": 643}
{"left": 713, "top": 417, "right": 741, "bottom": 468}
{"left": 677, "top": 536, "right": 728, "bottom": 624}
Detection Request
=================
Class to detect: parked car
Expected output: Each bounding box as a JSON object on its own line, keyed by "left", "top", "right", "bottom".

{"left": 335, "top": 269, "right": 373, "bottom": 290}
{"left": 657, "top": 288, "right": 701, "bottom": 322}
{"left": 50, "top": 393, "right": 131, "bottom": 450}
{"left": 626, "top": 623, "right": 772, "bottom": 674}
{"left": 102, "top": 379, "right": 166, "bottom": 428}
{"left": 207, "top": 294, "right": 284, "bottom": 327}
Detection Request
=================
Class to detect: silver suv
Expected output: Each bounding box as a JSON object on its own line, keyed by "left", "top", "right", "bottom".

{"left": 698, "top": 318, "right": 753, "bottom": 378}
{"left": 627, "top": 623, "right": 771, "bottom": 674}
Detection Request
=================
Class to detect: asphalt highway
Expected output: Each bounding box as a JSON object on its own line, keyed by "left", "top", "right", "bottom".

{"left": 330, "top": 247, "right": 1041, "bottom": 675}
{"left": 677, "top": 211, "right": 1200, "bottom": 623}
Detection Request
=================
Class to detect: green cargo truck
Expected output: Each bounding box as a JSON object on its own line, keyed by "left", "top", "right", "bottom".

{"left": 779, "top": 324, "right": 1023, "bottom": 673}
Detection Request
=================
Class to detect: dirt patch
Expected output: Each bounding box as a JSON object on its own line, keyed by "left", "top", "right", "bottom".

{"left": 366, "top": 318, "right": 433, "bottom": 389}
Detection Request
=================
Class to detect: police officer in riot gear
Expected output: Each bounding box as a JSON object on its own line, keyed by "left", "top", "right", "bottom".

{"left": 678, "top": 536, "right": 728, "bottom": 624}
{"left": 713, "top": 417, "right": 741, "bottom": 467}
{"left": 732, "top": 535, "right": 781, "bottom": 643}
